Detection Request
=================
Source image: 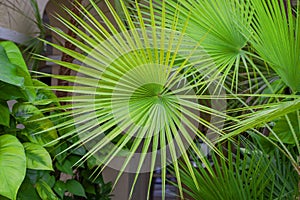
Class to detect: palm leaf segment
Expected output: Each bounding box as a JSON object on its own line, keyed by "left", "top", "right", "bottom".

{"left": 251, "top": 0, "right": 300, "bottom": 93}
{"left": 38, "top": 0, "right": 226, "bottom": 198}
{"left": 160, "top": 0, "right": 255, "bottom": 91}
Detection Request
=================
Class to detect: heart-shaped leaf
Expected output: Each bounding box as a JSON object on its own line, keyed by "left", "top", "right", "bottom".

{"left": 66, "top": 180, "right": 87, "bottom": 198}
{"left": 12, "top": 103, "right": 42, "bottom": 123}
{"left": 23, "top": 142, "right": 53, "bottom": 171}
{"left": 0, "top": 134, "right": 26, "bottom": 200}
{"left": 32, "top": 79, "right": 58, "bottom": 106}
{"left": 0, "top": 41, "right": 35, "bottom": 101}
{"left": 0, "top": 46, "right": 23, "bottom": 87}
{"left": 55, "top": 159, "right": 73, "bottom": 175}
{"left": 0, "top": 81, "right": 27, "bottom": 101}
{"left": 53, "top": 181, "right": 67, "bottom": 199}
{"left": 13, "top": 103, "right": 58, "bottom": 147}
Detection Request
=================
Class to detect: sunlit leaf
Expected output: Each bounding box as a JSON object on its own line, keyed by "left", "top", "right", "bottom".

{"left": 23, "top": 142, "right": 53, "bottom": 170}
{"left": 0, "top": 41, "right": 35, "bottom": 101}
{"left": 0, "top": 134, "right": 26, "bottom": 200}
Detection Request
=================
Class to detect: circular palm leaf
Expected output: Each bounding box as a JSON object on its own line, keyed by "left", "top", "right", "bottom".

{"left": 35, "top": 0, "right": 227, "bottom": 199}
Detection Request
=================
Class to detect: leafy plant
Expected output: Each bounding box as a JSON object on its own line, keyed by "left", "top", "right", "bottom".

{"left": 0, "top": 41, "right": 111, "bottom": 200}
{"left": 160, "top": 0, "right": 300, "bottom": 184}
{"left": 0, "top": 41, "right": 53, "bottom": 200}
{"left": 27, "top": 0, "right": 300, "bottom": 199}
{"left": 173, "top": 139, "right": 298, "bottom": 200}
{"left": 0, "top": 134, "right": 26, "bottom": 200}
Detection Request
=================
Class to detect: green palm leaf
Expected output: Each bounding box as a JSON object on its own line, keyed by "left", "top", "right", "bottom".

{"left": 30, "top": 0, "right": 300, "bottom": 199}
{"left": 151, "top": 0, "right": 264, "bottom": 92}
{"left": 34, "top": 0, "right": 227, "bottom": 199}
{"left": 173, "top": 139, "right": 298, "bottom": 200}
{"left": 250, "top": 0, "right": 300, "bottom": 93}
{"left": 219, "top": 94, "right": 300, "bottom": 169}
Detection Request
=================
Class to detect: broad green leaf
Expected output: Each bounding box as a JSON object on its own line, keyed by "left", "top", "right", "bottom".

{"left": 87, "top": 156, "right": 98, "bottom": 169}
{"left": 25, "top": 169, "right": 48, "bottom": 185}
{"left": 0, "top": 42, "right": 29, "bottom": 76}
{"left": 48, "top": 143, "right": 68, "bottom": 164}
{"left": 53, "top": 181, "right": 67, "bottom": 199}
{"left": 270, "top": 112, "right": 300, "bottom": 144}
{"left": 0, "top": 45, "right": 24, "bottom": 87}
{"left": 36, "top": 180, "right": 58, "bottom": 200}
{"left": 1, "top": 116, "right": 17, "bottom": 135}
{"left": 55, "top": 159, "right": 73, "bottom": 175}
{"left": 17, "top": 177, "right": 41, "bottom": 200}
{"left": 0, "top": 134, "right": 26, "bottom": 200}
{"left": 66, "top": 180, "right": 87, "bottom": 198}
{"left": 0, "top": 41, "right": 35, "bottom": 101}
{"left": 0, "top": 102, "right": 10, "bottom": 127}
{"left": 67, "top": 155, "right": 83, "bottom": 168}
{"left": 50, "top": 112, "right": 75, "bottom": 137}
{"left": 23, "top": 142, "right": 53, "bottom": 170}
{"left": 0, "top": 81, "right": 27, "bottom": 101}
{"left": 23, "top": 123, "right": 58, "bottom": 147}
{"left": 71, "top": 146, "right": 86, "bottom": 156}
{"left": 13, "top": 103, "right": 58, "bottom": 147}
{"left": 12, "top": 103, "right": 43, "bottom": 123}
{"left": 82, "top": 180, "right": 96, "bottom": 195}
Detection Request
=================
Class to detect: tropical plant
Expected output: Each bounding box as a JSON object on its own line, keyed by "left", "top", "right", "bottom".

{"left": 30, "top": 0, "right": 300, "bottom": 199}
{"left": 36, "top": 0, "right": 227, "bottom": 199}
{"left": 172, "top": 138, "right": 298, "bottom": 200}
{"left": 0, "top": 41, "right": 53, "bottom": 200}
{"left": 0, "top": 41, "right": 112, "bottom": 200}
{"left": 216, "top": 0, "right": 300, "bottom": 177}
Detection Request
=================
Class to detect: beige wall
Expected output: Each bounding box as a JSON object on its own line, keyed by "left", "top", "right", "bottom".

{"left": 0, "top": 0, "right": 49, "bottom": 42}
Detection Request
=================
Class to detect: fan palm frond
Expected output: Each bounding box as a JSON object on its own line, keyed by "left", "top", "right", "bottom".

{"left": 30, "top": 0, "right": 300, "bottom": 199}
{"left": 33, "top": 0, "right": 228, "bottom": 199}
{"left": 173, "top": 139, "right": 298, "bottom": 200}
{"left": 152, "top": 0, "right": 263, "bottom": 92}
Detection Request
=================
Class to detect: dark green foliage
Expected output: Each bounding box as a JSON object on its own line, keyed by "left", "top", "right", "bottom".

{"left": 172, "top": 139, "right": 298, "bottom": 200}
